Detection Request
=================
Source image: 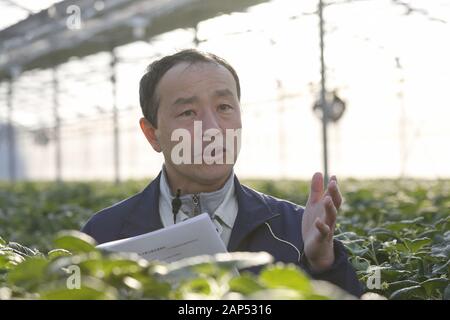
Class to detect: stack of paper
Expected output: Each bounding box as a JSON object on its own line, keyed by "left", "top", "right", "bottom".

{"left": 97, "top": 213, "right": 228, "bottom": 263}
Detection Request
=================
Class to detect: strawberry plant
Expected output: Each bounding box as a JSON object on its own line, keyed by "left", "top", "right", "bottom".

{"left": 0, "top": 178, "right": 448, "bottom": 299}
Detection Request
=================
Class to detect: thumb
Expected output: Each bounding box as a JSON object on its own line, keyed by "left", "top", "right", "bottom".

{"left": 308, "top": 172, "right": 324, "bottom": 204}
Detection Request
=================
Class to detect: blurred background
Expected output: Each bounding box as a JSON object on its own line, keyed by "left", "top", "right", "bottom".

{"left": 0, "top": 0, "right": 449, "bottom": 182}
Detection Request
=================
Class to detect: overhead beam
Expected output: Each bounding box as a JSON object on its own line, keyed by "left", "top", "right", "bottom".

{"left": 0, "top": 0, "right": 267, "bottom": 80}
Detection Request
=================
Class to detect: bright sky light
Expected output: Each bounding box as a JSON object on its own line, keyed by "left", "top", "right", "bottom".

{"left": 0, "top": 0, "right": 449, "bottom": 179}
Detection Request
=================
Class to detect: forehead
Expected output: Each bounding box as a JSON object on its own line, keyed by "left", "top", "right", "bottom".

{"left": 156, "top": 61, "right": 237, "bottom": 104}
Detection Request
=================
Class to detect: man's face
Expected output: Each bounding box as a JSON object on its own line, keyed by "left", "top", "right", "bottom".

{"left": 153, "top": 61, "right": 242, "bottom": 185}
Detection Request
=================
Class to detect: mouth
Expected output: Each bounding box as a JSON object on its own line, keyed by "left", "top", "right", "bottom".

{"left": 193, "top": 148, "right": 227, "bottom": 157}
{"left": 211, "top": 148, "right": 226, "bottom": 157}
{"left": 200, "top": 148, "right": 227, "bottom": 163}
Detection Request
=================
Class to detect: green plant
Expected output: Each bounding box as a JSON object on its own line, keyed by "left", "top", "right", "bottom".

{"left": 0, "top": 232, "right": 370, "bottom": 300}
{"left": 0, "top": 178, "right": 448, "bottom": 299}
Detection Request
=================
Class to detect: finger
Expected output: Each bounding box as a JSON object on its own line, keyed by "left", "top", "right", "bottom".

{"left": 324, "top": 196, "right": 337, "bottom": 230}
{"left": 323, "top": 175, "right": 336, "bottom": 197}
{"left": 315, "top": 217, "right": 331, "bottom": 239}
{"left": 307, "top": 172, "right": 324, "bottom": 204}
{"left": 324, "top": 178, "right": 342, "bottom": 210}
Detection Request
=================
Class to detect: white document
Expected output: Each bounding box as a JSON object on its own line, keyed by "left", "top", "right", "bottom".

{"left": 96, "top": 213, "right": 228, "bottom": 263}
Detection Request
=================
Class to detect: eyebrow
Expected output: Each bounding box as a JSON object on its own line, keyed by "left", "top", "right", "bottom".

{"left": 214, "top": 88, "right": 234, "bottom": 98}
{"left": 172, "top": 96, "right": 198, "bottom": 106}
{"left": 171, "top": 89, "right": 234, "bottom": 107}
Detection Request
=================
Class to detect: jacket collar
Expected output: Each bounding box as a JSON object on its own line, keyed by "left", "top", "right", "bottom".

{"left": 118, "top": 171, "right": 164, "bottom": 239}
{"left": 227, "top": 175, "right": 280, "bottom": 251}
{"left": 118, "top": 170, "right": 280, "bottom": 251}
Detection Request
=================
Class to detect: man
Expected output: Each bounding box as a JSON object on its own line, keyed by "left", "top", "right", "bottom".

{"left": 81, "top": 49, "right": 363, "bottom": 297}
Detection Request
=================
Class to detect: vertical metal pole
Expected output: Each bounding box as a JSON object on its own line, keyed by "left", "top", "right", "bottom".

{"left": 193, "top": 24, "right": 200, "bottom": 47}
{"left": 6, "top": 77, "right": 15, "bottom": 182}
{"left": 111, "top": 49, "right": 120, "bottom": 184}
{"left": 319, "top": 0, "right": 329, "bottom": 185}
{"left": 53, "top": 67, "right": 62, "bottom": 182}
{"left": 396, "top": 57, "right": 406, "bottom": 178}
{"left": 276, "top": 79, "right": 286, "bottom": 179}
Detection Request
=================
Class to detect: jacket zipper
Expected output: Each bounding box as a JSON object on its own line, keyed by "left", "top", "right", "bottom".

{"left": 192, "top": 194, "right": 200, "bottom": 216}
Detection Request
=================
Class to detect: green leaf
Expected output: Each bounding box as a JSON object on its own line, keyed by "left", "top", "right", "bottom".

{"left": 350, "top": 256, "right": 370, "bottom": 271}
{"left": 444, "top": 284, "right": 450, "bottom": 300}
{"left": 334, "top": 232, "right": 359, "bottom": 241}
{"left": 383, "top": 217, "right": 424, "bottom": 231}
{"left": 368, "top": 228, "right": 396, "bottom": 240}
{"left": 132, "top": 273, "right": 171, "bottom": 298}
{"left": 40, "top": 287, "right": 113, "bottom": 300}
{"left": 380, "top": 268, "right": 412, "bottom": 282}
{"left": 166, "top": 251, "right": 273, "bottom": 278}
{"left": 53, "top": 231, "right": 97, "bottom": 253}
{"left": 48, "top": 249, "right": 72, "bottom": 260}
{"left": 390, "top": 285, "right": 426, "bottom": 300}
{"left": 403, "top": 238, "right": 431, "bottom": 253}
{"left": 39, "top": 276, "right": 118, "bottom": 300}
{"left": 310, "top": 280, "right": 357, "bottom": 300}
{"left": 418, "top": 229, "right": 438, "bottom": 239}
{"left": 7, "top": 257, "right": 49, "bottom": 290}
{"left": 420, "top": 278, "right": 449, "bottom": 297}
{"left": 432, "top": 259, "right": 450, "bottom": 275}
{"left": 259, "top": 264, "right": 312, "bottom": 293}
{"left": 247, "top": 288, "right": 306, "bottom": 300}
{"left": 177, "top": 278, "right": 211, "bottom": 296}
{"left": 431, "top": 243, "right": 450, "bottom": 259}
{"left": 229, "top": 274, "right": 265, "bottom": 295}
{"left": 78, "top": 255, "right": 143, "bottom": 278}
{"left": 0, "top": 248, "right": 26, "bottom": 268}
{"left": 342, "top": 240, "right": 369, "bottom": 256}
{"left": 7, "top": 242, "right": 39, "bottom": 257}
{"left": 387, "top": 280, "right": 420, "bottom": 292}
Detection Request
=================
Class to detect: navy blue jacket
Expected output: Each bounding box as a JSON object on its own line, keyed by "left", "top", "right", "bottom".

{"left": 81, "top": 172, "right": 363, "bottom": 297}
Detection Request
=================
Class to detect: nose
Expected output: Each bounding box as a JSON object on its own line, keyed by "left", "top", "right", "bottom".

{"left": 201, "top": 108, "right": 222, "bottom": 138}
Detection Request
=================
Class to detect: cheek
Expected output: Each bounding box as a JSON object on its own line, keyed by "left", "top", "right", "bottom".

{"left": 232, "top": 106, "right": 242, "bottom": 122}
{"left": 237, "top": 114, "right": 242, "bottom": 127}
{"left": 230, "top": 112, "right": 242, "bottom": 129}
{"left": 154, "top": 123, "right": 172, "bottom": 149}
{"left": 158, "top": 123, "right": 195, "bottom": 150}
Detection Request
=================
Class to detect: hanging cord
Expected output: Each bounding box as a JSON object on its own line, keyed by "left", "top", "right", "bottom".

{"left": 264, "top": 222, "right": 302, "bottom": 264}
{"left": 172, "top": 189, "right": 181, "bottom": 224}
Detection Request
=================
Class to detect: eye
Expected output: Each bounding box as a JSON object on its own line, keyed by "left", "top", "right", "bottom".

{"left": 178, "top": 110, "right": 196, "bottom": 117}
{"left": 218, "top": 104, "right": 233, "bottom": 112}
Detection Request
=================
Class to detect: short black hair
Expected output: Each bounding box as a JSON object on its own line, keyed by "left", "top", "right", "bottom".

{"left": 139, "top": 49, "right": 241, "bottom": 128}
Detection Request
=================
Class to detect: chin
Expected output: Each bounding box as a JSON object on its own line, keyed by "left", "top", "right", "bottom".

{"left": 166, "top": 156, "right": 237, "bottom": 187}
{"left": 192, "top": 163, "right": 234, "bottom": 183}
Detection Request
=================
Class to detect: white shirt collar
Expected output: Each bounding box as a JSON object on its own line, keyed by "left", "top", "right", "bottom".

{"left": 159, "top": 166, "right": 236, "bottom": 228}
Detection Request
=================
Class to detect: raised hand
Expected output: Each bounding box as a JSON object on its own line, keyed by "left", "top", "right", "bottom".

{"left": 301, "top": 172, "right": 342, "bottom": 272}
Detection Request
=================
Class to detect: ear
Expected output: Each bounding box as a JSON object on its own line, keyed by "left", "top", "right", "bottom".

{"left": 139, "top": 117, "right": 162, "bottom": 153}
